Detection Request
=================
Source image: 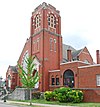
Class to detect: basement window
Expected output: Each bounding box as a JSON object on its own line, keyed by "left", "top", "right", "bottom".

{"left": 96, "top": 75, "right": 100, "bottom": 86}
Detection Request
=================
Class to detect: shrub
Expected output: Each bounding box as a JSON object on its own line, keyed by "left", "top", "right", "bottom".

{"left": 57, "top": 92, "right": 68, "bottom": 102}
{"left": 44, "top": 91, "right": 54, "bottom": 101}
{"left": 52, "top": 88, "right": 59, "bottom": 101}
{"left": 53, "top": 87, "right": 72, "bottom": 102}
{"left": 53, "top": 87, "right": 71, "bottom": 94}
{"left": 32, "top": 91, "right": 41, "bottom": 99}
{"left": 44, "top": 87, "right": 83, "bottom": 103}
{"left": 68, "top": 90, "right": 83, "bottom": 103}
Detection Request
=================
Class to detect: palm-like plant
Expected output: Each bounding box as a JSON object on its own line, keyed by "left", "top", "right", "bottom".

{"left": 18, "top": 56, "right": 40, "bottom": 105}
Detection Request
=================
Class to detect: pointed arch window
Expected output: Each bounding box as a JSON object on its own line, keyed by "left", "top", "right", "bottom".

{"left": 50, "top": 38, "right": 53, "bottom": 51}
{"left": 56, "top": 75, "right": 59, "bottom": 85}
{"left": 48, "top": 14, "right": 56, "bottom": 28}
{"left": 33, "top": 41, "right": 35, "bottom": 52}
{"left": 51, "top": 75, "right": 55, "bottom": 85}
{"left": 37, "top": 38, "right": 40, "bottom": 51}
{"left": 34, "top": 14, "right": 41, "bottom": 29}
{"left": 22, "top": 51, "right": 29, "bottom": 73}
{"left": 54, "top": 39, "right": 56, "bottom": 52}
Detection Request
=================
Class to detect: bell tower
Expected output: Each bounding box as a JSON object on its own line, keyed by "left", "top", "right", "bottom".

{"left": 30, "top": 2, "right": 62, "bottom": 91}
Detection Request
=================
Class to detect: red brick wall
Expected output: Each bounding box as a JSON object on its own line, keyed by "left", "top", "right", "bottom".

{"left": 6, "top": 68, "right": 18, "bottom": 90}
{"left": 60, "top": 61, "right": 89, "bottom": 88}
{"left": 79, "top": 65, "right": 100, "bottom": 88}
{"left": 11, "top": 73, "right": 18, "bottom": 90}
{"left": 49, "top": 61, "right": 90, "bottom": 91}
{"left": 81, "top": 89, "right": 100, "bottom": 102}
{"left": 79, "top": 47, "right": 93, "bottom": 64}
{"left": 41, "top": 27, "right": 62, "bottom": 91}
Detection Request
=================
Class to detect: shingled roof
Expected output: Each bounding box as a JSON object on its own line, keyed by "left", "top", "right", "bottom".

{"left": 63, "top": 44, "right": 76, "bottom": 60}
{"left": 62, "top": 44, "right": 83, "bottom": 62}
{"left": 72, "top": 49, "right": 82, "bottom": 60}
{"left": 9, "top": 66, "right": 18, "bottom": 73}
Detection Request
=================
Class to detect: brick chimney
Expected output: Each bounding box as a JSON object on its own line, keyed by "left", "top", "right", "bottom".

{"left": 96, "top": 50, "right": 100, "bottom": 64}
{"left": 67, "top": 49, "right": 72, "bottom": 61}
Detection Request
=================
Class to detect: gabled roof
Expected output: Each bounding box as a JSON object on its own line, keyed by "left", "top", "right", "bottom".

{"left": 9, "top": 66, "right": 18, "bottom": 73}
{"left": 72, "top": 49, "right": 83, "bottom": 60}
{"left": 62, "top": 44, "right": 87, "bottom": 61}
{"left": 62, "top": 58, "right": 68, "bottom": 63}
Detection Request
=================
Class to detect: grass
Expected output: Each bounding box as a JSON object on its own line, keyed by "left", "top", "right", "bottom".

{"left": 18, "top": 99, "right": 100, "bottom": 107}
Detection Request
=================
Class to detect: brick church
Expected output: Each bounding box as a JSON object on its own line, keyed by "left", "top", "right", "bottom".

{"left": 6, "top": 2, "right": 100, "bottom": 102}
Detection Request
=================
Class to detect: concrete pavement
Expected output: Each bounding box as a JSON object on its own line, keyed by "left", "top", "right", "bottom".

{"left": 0, "top": 100, "right": 77, "bottom": 107}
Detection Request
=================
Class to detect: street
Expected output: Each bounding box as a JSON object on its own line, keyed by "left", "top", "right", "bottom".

{"left": 0, "top": 103, "right": 29, "bottom": 107}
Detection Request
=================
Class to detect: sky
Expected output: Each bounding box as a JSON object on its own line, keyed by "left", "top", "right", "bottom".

{"left": 0, "top": 0, "right": 100, "bottom": 79}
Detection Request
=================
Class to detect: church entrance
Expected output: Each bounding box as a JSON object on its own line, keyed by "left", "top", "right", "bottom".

{"left": 63, "top": 69, "right": 74, "bottom": 88}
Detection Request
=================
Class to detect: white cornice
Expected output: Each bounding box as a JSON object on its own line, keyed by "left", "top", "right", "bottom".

{"left": 60, "top": 61, "right": 90, "bottom": 65}
{"left": 78, "top": 64, "right": 100, "bottom": 69}
{"left": 49, "top": 70, "right": 60, "bottom": 72}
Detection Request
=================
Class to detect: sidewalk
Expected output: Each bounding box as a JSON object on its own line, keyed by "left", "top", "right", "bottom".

{"left": 0, "top": 100, "right": 77, "bottom": 107}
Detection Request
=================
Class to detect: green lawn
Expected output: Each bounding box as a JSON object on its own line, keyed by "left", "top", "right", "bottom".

{"left": 29, "top": 99, "right": 100, "bottom": 107}
{"left": 14, "top": 99, "right": 100, "bottom": 107}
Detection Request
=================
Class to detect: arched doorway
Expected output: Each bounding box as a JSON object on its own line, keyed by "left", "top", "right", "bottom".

{"left": 63, "top": 69, "right": 74, "bottom": 88}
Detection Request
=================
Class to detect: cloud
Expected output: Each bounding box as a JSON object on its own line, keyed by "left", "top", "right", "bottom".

{"left": 63, "top": 34, "right": 89, "bottom": 49}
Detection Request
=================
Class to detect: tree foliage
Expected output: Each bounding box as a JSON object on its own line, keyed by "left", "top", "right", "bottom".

{"left": 18, "top": 56, "right": 40, "bottom": 105}
{"left": 18, "top": 56, "right": 40, "bottom": 89}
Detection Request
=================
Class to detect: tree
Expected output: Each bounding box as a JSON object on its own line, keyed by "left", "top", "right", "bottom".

{"left": 18, "top": 56, "right": 40, "bottom": 105}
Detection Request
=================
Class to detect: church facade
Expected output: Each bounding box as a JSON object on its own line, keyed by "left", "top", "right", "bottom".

{"left": 6, "top": 2, "right": 100, "bottom": 102}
